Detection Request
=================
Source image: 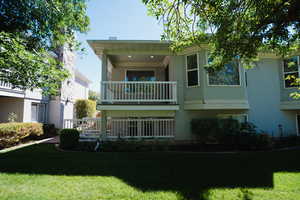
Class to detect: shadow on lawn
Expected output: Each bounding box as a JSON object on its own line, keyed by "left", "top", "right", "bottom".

{"left": 1, "top": 144, "right": 300, "bottom": 200}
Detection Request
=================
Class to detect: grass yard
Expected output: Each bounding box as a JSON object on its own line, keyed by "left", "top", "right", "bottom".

{"left": 0, "top": 144, "right": 300, "bottom": 200}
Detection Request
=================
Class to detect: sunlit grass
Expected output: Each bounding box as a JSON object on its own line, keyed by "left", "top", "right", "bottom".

{"left": 0, "top": 144, "right": 300, "bottom": 200}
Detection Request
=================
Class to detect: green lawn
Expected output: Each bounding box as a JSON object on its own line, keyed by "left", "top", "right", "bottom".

{"left": 0, "top": 144, "right": 300, "bottom": 200}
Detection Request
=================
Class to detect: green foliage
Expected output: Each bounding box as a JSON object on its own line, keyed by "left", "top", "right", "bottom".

{"left": 59, "top": 129, "right": 80, "bottom": 150}
{"left": 191, "top": 119, "right": 273, "bottom": 149}
{"left": 0, "top": 122, "right": 43, "bottom": 148}
{"left": 88, "top": 90, "right": 101, "bottom": 102}
{"left": 143, "top": 0, "right": 300, "bottom": 68}
{"left": 0, "top": 0, "right": 89, "bottom": 95}
{"left": 42, "top": 124, "right": 58, "bottom": 137}
{"left": 75, "top": 99, "right": 96, "bottom": 119}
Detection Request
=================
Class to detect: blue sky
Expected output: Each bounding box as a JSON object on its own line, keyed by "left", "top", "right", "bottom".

{"left": 75, "top": 0, "right": 163, "bottom": 92}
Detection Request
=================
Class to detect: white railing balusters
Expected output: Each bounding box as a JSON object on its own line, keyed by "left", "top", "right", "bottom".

{"left": 101, "top": 81, "right": 177, "bottom": 103}
{"left": 63, "top": 118, "right": 102, "bottom": 140}
{"left": 107, "top": 118, "right": 175, "bottom": 138}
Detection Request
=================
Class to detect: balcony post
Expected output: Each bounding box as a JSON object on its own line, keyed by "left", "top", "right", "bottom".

{"left": 100, "top": 54, "right": 108, "bottom": 103}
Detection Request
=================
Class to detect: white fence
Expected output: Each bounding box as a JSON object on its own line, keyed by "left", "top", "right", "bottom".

{"left": 101, "top": 81, "right": 177, "bottom": 103}
{"left": 64, "top": 118, "right": 102, "bottom": 140}
{"left": 107, "top": 118, "right": 175, "bottom": 138}
{"left": 63, "top": 118, "right": 175, "bottom": 139}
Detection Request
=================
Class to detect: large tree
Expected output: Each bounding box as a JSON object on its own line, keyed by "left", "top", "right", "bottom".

{"left": 143, "top": 0, "right": 300, "bottom": 70}
{"left": 0, "top": 0, "right": 89, "bottom": 95}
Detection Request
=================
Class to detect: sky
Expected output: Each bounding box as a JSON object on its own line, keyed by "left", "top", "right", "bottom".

{"left": 75, "top": 0, "right": 163, "bottom": 92}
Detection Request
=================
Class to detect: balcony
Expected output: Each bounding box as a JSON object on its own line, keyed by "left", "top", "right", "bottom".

{"left": 0, "top": 76, "right": 24, "bottom": 97}
{"left": 100, "top": 81, "right": 177, "bottom": 104}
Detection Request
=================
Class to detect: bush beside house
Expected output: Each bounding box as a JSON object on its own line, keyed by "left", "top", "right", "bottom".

{"left": 59, "top": 129, "right": 80, "bottom": 150}
{"left": 191, "top": 118, "right": 273, "bottom": 150}
{"left": 75, "top": 99, "right": 96, "bottom": 119}
{"left": 0, "top": 123, "right": 44, "bottom": 149}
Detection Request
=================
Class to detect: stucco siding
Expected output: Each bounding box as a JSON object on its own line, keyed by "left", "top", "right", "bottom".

{"left": 247, "top": 58, "right": 297, "bottom": 136}
{"left": 0, "top": 97, "right": 24, "bottom": 123}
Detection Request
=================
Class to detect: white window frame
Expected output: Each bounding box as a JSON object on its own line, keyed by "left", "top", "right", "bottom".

{"left": 31, "top": 103, "right": 46, "bottom": 123}
{"left": 283, "top": 56, "right": 300, "bottom": 89}
{"left": 205, "top": 52, "right": 242, "bottom": 87}
{"left": 217, "top": 114, "right": 248, "bottom": 123}
{"left": 186, "top": 53, "right": 200, "bottom": 88}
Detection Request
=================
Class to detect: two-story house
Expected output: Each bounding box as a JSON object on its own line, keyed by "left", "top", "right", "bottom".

{"left": 88, "top": 39, "right": 300, "bottom": 140}
{"left": 0, "top": 47, "right": 91, "bottom": 128}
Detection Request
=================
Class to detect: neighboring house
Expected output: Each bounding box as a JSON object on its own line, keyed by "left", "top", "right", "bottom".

{"left": 0, "top": 47, "right": 90, "bottom": 128}
{"left": 88, "top": 39, "right": 300, "bottom": 140}
{"left": 73, "top": 69, "right": 92, "bottom": 100}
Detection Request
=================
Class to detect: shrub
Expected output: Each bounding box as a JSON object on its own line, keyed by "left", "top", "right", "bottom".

{"left": 0, "top": 123, "right": 43, "bottom": 148}
{"left": 191, "top": 119, "right": 273, "bottom": 150}
{"left": 191, "top": 118, "right": 240, "bottom": 143}
{"left": 59, "top": 129, "right": 80, "bottom": 150}
{"left": 191, "top": 118, "right": 220, "bottom": 143}
{"left": 42, "top": 124, "right": 57, "bottom": 137}
{"left": 75, "top": 99, "right": 96, "bottom": 119}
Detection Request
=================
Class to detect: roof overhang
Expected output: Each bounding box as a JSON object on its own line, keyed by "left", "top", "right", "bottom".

{"left": 88, "top": 40, "right": 173, "bottom": 58}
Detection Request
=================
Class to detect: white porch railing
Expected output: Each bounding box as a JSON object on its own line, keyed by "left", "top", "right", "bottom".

{"left": 101, "top": 81, "right": 177, "bottom": 103}
{"left": 63, "top": 118, "right": 175, "bottom": 139}
{"left": 64, "top": 118, "right": 102, "bottom": 139}
{"left": 107, "top": 118, "right": 175, "bottom": 138}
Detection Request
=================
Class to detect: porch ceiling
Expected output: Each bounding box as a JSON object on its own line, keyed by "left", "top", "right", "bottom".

{"left": 109, "top": 55, "right": 165, "bottom": 63}
{"left": 108, "top": 54, "right": 169, "bottom": 68}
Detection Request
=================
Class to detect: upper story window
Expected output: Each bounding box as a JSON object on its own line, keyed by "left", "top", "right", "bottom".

{"left": 186, "top": 54, "right": 199, "bottom": 87}
{"left": 207, "top": 57, "right": 240, "bottom": 86}
{"left": 283, "top": 56, "right": 299, "bottom": 88}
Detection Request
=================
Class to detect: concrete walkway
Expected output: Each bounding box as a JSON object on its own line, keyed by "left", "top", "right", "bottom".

{"left": 42, "top": 136, "right": 60, "bottom": 144}
{"left": 0, "top": 136, "right": 60, "bottom": 154}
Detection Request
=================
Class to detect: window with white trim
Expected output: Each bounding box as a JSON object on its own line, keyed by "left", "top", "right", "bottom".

{"left": 31, "top": 103, "right": 46, "bottom": 123}
{"left": 218, "top": 114, "right": 248, "bottom": 123}
{"left": 283, "top": 56, "right": 299, "bottom": 88}
{"left": 186, "top": 54, "right": 199, "bottom": 87}
{"left": 207, "top": 56, "right": 240, "bottom": 86}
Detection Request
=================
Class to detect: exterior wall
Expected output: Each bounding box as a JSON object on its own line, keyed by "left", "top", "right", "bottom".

{"left": 73, "top": 78, "right": 89, "bottom": 100}
{"left": 0, "top": 95, "right": 47, "bottom": 123}
{"left": 48, "top": 99, "right": 74, "bottom": 128}
{"left": 0, "top": 97, "right": 24, "bottom": 123}
{"left": 247, "top": 58, "right": 298, "bottom": 136}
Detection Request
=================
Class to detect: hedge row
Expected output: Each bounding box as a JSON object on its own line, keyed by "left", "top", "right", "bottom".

{"left": 0, "top": 123, "right": 44, "bottom": 148}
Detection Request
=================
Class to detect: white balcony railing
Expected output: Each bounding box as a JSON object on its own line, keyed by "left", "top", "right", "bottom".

{"left": 101, "top": 81, "right": 177, "bottom": 104}
{"left": 108, "top": 118, "right": 175, "bottom": 138}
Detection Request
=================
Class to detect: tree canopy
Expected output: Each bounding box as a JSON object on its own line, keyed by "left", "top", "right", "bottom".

{"left": 0, "top": 0, "right": 89, "bottom": 95}
{"left": 88, "top": 90, "right": 101, "bottom": 102}
{"left": 143, "top": 0, "right": 300, "bottom": 69}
